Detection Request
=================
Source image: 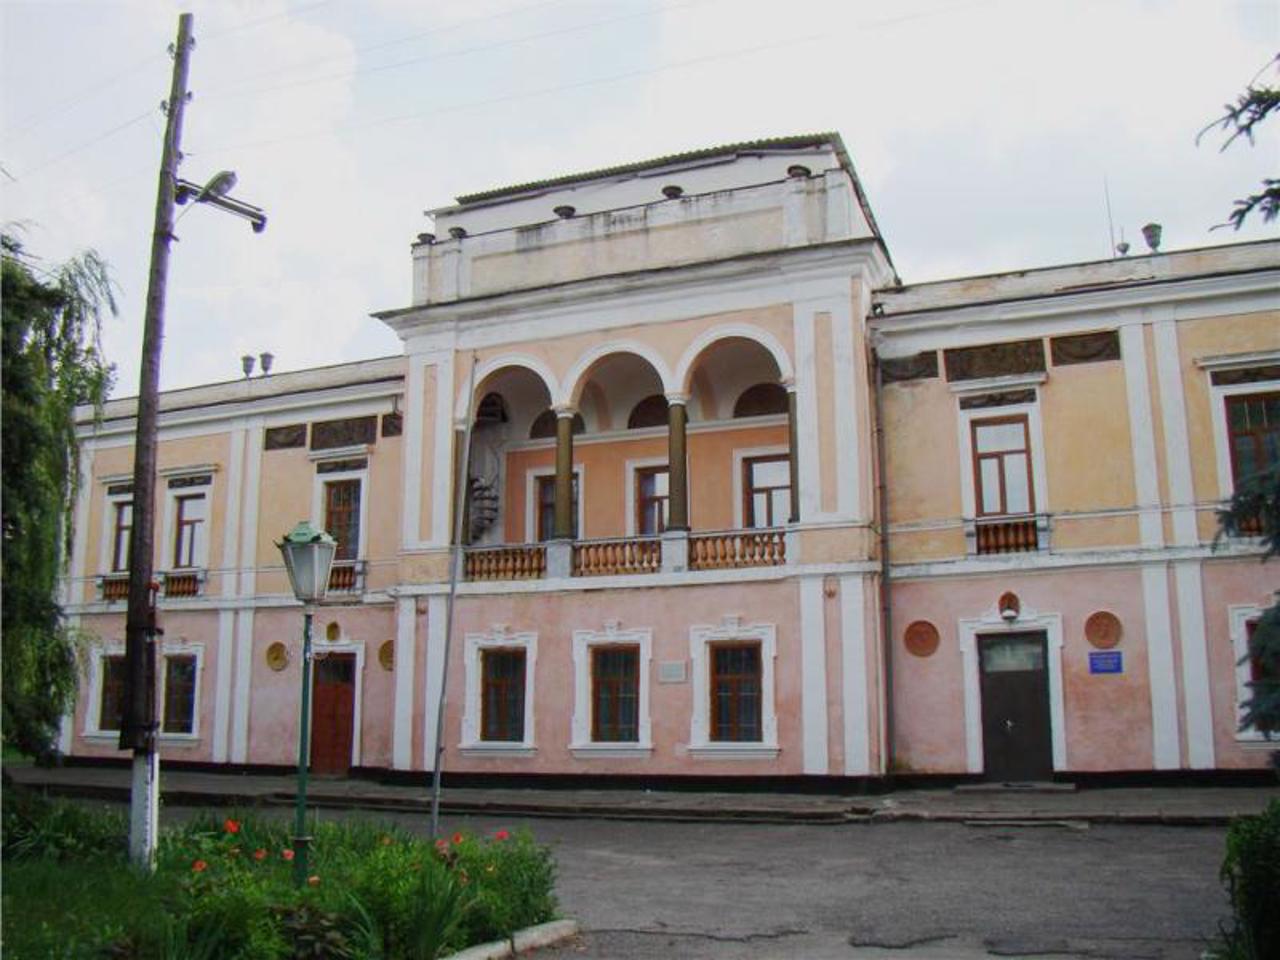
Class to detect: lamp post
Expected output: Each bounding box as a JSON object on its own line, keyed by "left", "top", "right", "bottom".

{"left": 276, "top": 521, "right": 336, "bottom": 887}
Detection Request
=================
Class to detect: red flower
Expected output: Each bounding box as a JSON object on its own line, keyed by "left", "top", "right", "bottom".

{"left": 452, "top": 832, "right": 465, "bottom": 845}
{"left": 223, "top": 818, "right": 241, "bottom": 835}
{"left": 192, "top": 859, "right": 208, "bottom": 873}
{"left": 282, "top": 848, "right": 295, "bottom": 861}
{"left": 494, "top": 829, "right": 510, "bottom": 841}
{"left": 434, "top": 839, "right": 450, "bottom": 856}
{"left": 253, "top": 848, "right": 267, "bottom": 861}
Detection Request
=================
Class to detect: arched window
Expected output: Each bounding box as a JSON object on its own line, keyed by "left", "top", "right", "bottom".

{"left": 529, "top": 409, "right": 585, "bottom": 439}
{"left": 733, "top": 383, "right": 788, "bottom": 418}
{"left": 627, "top": 394, "right": 669, "bottom": 429}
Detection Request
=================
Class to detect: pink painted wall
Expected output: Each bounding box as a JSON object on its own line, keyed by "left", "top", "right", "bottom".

{"left": 438, "top": 581, "right": 803, "bottom": 775}
{"left": 890, "top": 568, "right": 1155, "bottom": 774}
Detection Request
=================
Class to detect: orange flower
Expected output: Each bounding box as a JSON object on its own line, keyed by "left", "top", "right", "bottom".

{"left": 434, "top": 839, "right": 450, "bottom": 854}
{"left": 494, "top": 829, "right": 510, "bottom": 841}
{"left": 192, "top": 859, "right": 208, "bottom": 873}
{"left": 307, "top": 875, "right": 321, "bottom": 887}
{"left": 253, "top": 848, "right": 267, "bottom": 861}
{"left": 282, "top": 848, "right": 295, "bottom": 861}
{"left": 223, "top": 818, "right": 241, "bottom": 835}
{"left": 452, "top": 832, "right": 465, "bottom": 845}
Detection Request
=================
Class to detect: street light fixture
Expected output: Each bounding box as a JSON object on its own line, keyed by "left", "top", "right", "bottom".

{"left": 175, "top": 172, "right": 267, "bottom": 233}
{"left": 276, "top": 520, "right": 337, "bottom": 886}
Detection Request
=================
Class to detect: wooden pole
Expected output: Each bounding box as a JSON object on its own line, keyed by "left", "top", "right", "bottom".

{"left": 120, "top": 11, "right": 194, "bottom": 870}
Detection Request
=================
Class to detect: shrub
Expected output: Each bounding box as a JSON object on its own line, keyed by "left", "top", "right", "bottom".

{"left": 1218, "top": 799, "right": 1280, "bottom": 960}
{"left": 1, "top": 786, "right": 127, "bottom": 862}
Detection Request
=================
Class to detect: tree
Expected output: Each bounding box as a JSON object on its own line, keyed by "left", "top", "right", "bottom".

{"left": 2, "top": 233, "right": 115, "bottom": 761}
{"left": 1218, "top": 466, "right": 1280, "bottom": 752}
{"left": 1200, "top": 53, "right": 1279, "bottom": 229}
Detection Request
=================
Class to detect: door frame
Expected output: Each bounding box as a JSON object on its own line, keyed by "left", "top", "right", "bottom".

{"left": 308, "top": 640, "right": 365, "bottom": 769}
{"left": 958, "top": 605, "right": 1065, "bottom": 774}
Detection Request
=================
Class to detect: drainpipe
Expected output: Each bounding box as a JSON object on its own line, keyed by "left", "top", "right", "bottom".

{"left": 871, "top": 346, "right": 895, "bottom": 776}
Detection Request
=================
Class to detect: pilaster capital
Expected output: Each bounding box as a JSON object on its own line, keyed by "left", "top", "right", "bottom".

{"left": 665, "top": 392, "right": 690, "bottom": 407}
{"left": 553, "top": 404, "right": 578, "bottom": 419}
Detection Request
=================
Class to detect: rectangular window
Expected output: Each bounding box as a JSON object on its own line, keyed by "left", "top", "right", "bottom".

{"left": 111, "top": 501, "right": 133, "bottom": 572}
{"left": 481, "top": 648, "right": 526, "bottom": 742}
{"left": 535, "top": 474, "right": 579, "bottom": 541}
{"left": 162, "top": 654, "right": 197, "bottom": 734}
{"left": 98, "top": 654, "right": 127, "bottom": 732}
{"left": 743, "top": 455, "right": 791, "bottom": 528}
{"left": 710, "top": 642, "right": 762, "bottom": 742}
{"left": 324, "top": 479, "right": 361, "bottom": 561}
{"left": 1226, "top": 391, "right": 1280, "bottom": 486}
{"left": 172, "top": 494, "right": 206, "bottom": 568}
{"left": 636, "top": 466, "right": 669, "bottom": 535}
{"left": 591, "top": 645, "right": 639, "bottom": 742}
{"left": 972, "top": 416, "right": 1034, "bottom": 516}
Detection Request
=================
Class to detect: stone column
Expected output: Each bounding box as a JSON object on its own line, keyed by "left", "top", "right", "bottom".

{"left": 666, "top": 394, "right": 689, "bottom": 531}
{"left": 553, "top": 407, "right": 576, "bottom": 540}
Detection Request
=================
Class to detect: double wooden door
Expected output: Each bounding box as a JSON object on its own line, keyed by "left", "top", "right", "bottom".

{"left": 310, "top": 653, "right": 356, "bottom": 777}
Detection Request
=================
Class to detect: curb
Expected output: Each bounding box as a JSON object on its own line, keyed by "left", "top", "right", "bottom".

{"left": 449, "top": 920, "right": 580, "bottom": 960}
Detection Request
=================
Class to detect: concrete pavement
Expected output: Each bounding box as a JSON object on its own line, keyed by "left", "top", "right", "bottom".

{"left": 5, "top": 762, "right": 1277, "bottom": 825}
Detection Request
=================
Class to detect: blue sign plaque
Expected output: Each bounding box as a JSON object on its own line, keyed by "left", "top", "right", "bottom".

{"left": 1089, "top": 651, "right": 1123, "bottom": 674}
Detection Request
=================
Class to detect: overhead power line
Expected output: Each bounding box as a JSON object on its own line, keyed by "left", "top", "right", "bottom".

{"left": 4, "top": 108, "right": 156, "bottom": 185}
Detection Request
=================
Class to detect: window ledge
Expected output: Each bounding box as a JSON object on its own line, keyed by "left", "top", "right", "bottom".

{"left": 1235, "top": 734, "right": 1277, "bottom": 749}
{"left": 459, "top": 743, "right": 537, "bottom": 758}
{"left": 570, "top": 743, "right": 654, "bottom": 759}
{"left": 687, "top": 743, "right": 779, "bottom": 761}
{"left": 83, "top": 731, "right": 201, "bottom": 743}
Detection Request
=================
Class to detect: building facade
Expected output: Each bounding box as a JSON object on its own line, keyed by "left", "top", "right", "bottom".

{"left": 63, "top": 134, "right": 1280, "bottom": 782}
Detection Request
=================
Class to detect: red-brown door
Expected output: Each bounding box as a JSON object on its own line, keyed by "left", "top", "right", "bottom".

{"left": 310, "top": 653, "right": 356, "bottom": 777}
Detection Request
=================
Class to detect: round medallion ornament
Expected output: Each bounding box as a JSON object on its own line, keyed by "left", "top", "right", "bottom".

{"left": 904, "top": 620, "right": 940, "bottom": 658}
{"left": 325, "top": 621, "right": 341, "bottom": 642}
{"left": 265, "top": 641, "right": 290, "bottom": 671}
{"left": 378, "top": 640, "right": 395, "bottom": 671}
{"left": 1085, "top": 611, "right": 1123, "bottom": 649}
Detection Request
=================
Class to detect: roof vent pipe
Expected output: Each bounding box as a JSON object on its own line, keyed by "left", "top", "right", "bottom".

{"left": 662, "top": 184, "right": 683, "bottom": 199}
{"left": 448, "top": 226, "right": 467, "bottom": 240}
{"left": 787, "top": 164, "right": 811, "bottom": 178}
{"left": 241, "top": 354, "right": 256, "bottom": 378}
{"left": 553, "top": 205, "right": 576, "bottom": 219}
{"left": 259, "top": 352, "right": 274, "bottom": 375}
{"left": 1141, "top": 222, "right": 1162, "bottom": 252}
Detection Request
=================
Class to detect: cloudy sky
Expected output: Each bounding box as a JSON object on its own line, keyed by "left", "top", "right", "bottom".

{"left": 2, "top": 0, "right": 1276, "bottom": 397}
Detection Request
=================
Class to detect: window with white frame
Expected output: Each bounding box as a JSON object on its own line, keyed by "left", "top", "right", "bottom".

{"left": 86, "top": 645, "right": 202, "bottom": 738}
{"left": 104, "top": 484, "right": 133, "bottom": 573}
{"left": 1230, "top": 605, "right": 1275, "bottom": 742}
{"left": 1204, "top": 359, "right": 1280, "bottom": 526}
{"left": 164, "top": 473, "right": 212, "bottom": 570}
{"left": 688, "top": 616, "right": 778, "bottom": 758}
{"left": 312, "top": 456, "right": 369, "bottom": 590}
{"left": 461, "top": 627, "right": 536, "bottom": 754}
{"left": 570, "top": 622, "right": 652, "bottom": 754}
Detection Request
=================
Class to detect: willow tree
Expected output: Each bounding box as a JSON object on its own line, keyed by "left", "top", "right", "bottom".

{"left": 2, "top": 234, "right": 115, "bottom": 760}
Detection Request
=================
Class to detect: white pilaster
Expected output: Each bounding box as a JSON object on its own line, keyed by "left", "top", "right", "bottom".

{"left": 1141, "top": 564, "right": 1180, "bottom": 769}
{"left": 430, "top": 354, "right": 456, "bottom": 546}
{"left": 800, "top": 576, "right": 829, "bottom": 775}
{"left": 230, "top": 421, "right": 262, "bottom": 764}
{"left": 792, "top": 304, "right": 823, "bottom": 521}
{"left": 401, "top": 355, "right": 427, "bottom": 549}
{"left": 1120, "top": 324, "right": 1164, "bottom": 549}
{"left": 423, "top": 594, "right": 448, "bottom": 769}
{"left": 393, "top": 597, "right": 417, "bottom": 769}
{"left": 1153, "top": 318, "right": 1199, "bottom": 546}
{"left": 839, "top": 575, "right": 870, "bottom": 775}
{"left": 829, "top": 300, "right": 860, "bottom": 520}
{"left": 1174, "top": 561, "right": 1215, "bottom": 768}
{"left": 213, "top": 609, "right": 235, "bottom": 763}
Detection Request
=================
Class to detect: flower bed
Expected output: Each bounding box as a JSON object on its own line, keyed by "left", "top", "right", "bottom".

{"left": 1, "top": 791, "right": 557, "bottom": 959}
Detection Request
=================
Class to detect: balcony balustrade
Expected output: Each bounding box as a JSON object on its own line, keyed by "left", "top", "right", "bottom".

{"left": 328, "top": 559, "right": 367, "bottom": 593}
{"left": 161, "top": 570, "right": 203, "bottom": 598}
{"left": 689, "top": 528, "right": 787, "bottom": 570}
{"left": 464, "top": 545, "right": 546, "bottom": 581}
{"left": 98, "top": 574, "right": 130, "bottom": 602}
{"left": 572, "top": 536, "right": 661, "bottom": 577}
{"left": 973, "top": 515, "right": 1041, "bottom": 555}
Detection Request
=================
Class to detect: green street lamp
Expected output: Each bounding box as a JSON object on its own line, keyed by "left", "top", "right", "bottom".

{"left": 276, "top": 521, "right": 336, "bottom": 887}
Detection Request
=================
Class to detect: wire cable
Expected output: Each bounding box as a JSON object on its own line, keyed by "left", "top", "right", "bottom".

{"left": 3, "top": 108, "right": 156, "bottom": 186}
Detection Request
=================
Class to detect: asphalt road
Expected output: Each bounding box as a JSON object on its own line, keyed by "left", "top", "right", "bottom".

{"left": 423, "top": 813, "right": 1226, "bottom": 959}
{"left": 160, "top": 807, "right": 1231, "bottom": 959}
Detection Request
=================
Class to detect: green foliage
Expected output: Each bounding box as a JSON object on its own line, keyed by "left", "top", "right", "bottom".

{"left": 1200, "top": 54, "right": 1279, "bottom": 230}
{"left": 1, "top": 786, "right": 127, "bottom": 861}
{"left": 1216, "top": 800, "right": 1280, "bottom": 960}
{"left": 2, "top": 232, "right": 116, "bottom": 760}
{"left": 2, "top": 806, "right": 558, "bottom": 960}
{"left": 1216, "top": 463, "right": 1280, "bottom": 753}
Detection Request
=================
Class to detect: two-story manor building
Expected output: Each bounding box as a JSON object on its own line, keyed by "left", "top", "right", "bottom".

{"left": 63, "top": 134, "right": 1279, "bottom": 783}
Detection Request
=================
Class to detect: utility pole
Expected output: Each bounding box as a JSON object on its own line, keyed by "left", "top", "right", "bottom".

{"left": 120, "top": 11, "right": 194, "bottom": 870}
